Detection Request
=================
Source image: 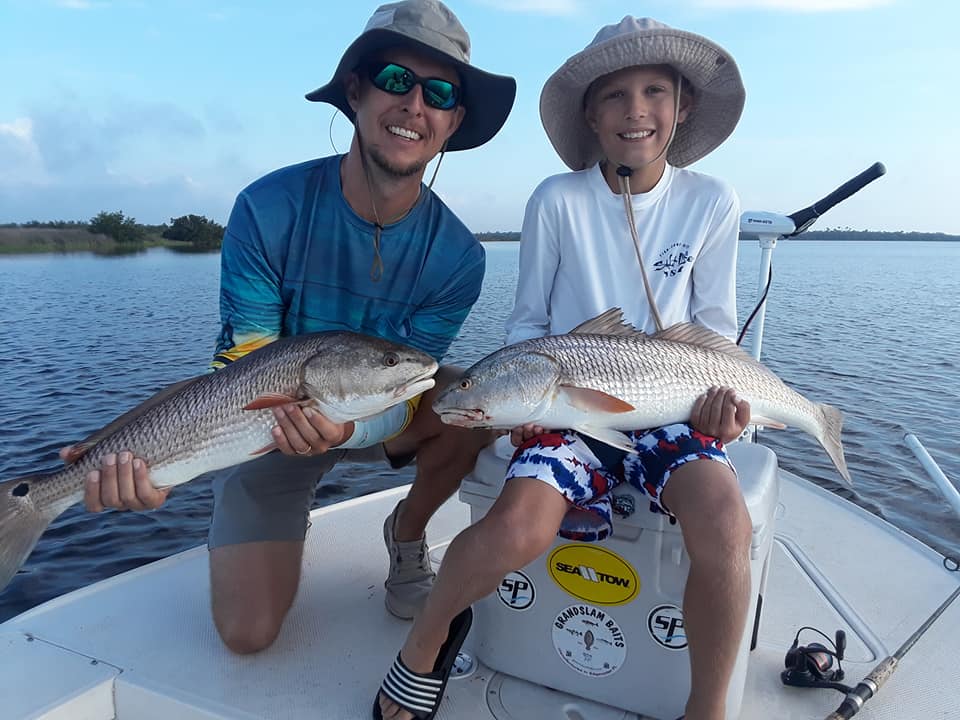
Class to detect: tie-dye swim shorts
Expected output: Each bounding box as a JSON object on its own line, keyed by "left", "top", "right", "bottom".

{"left": 505, "top": 423, "right": 735, "bottom": 542}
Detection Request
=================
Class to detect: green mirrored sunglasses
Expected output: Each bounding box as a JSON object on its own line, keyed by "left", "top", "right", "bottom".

{"left": 367, "top": 62, "right": 460, "bottom": 111}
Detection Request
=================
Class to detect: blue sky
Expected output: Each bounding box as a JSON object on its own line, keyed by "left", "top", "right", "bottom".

{"left": 1, "top": 0, "right": 957, "bottom": 233}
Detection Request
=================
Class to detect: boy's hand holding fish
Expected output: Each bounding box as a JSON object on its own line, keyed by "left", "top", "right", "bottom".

{"left": 690, "top": 386, "right": 751, "bottom": 445}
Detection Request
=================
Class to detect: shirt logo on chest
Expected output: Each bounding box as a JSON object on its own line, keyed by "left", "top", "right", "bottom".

{"left": 654, "top": 243, "right": 694, "bottom": 278}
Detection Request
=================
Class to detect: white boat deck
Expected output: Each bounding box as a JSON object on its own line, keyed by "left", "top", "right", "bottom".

{"left": 2, "top": 465, "right": 958, "bottom": 720}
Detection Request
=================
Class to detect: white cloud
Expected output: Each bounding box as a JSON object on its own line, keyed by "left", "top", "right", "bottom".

{"left": 0, "top": 99, "right": 225, "bottom": 224}
{"left": 696, "top": 0, "right": 893, "bottom": 10}
{"left": 55, "top": 0, "right": 95, "bottom": 9}
{"left": 0, "top": 118, "right": 47, "bottom": 184}
{"left": 472, "top": 0, "right": 580, "bottom": 15}
{"left": 0, "top": 118, "right": 33, "bottom": 142}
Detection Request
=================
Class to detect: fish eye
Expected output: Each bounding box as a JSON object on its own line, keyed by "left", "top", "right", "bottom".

{"left": 383, "top": 352, "right": 399, "bottom": 367}
{"left": 459, "top": 378, "right": 471, "bottom": 390}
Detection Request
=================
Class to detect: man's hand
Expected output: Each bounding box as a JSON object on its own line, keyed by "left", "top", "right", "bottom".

{"left": 271, "top": 404, "right": 355, "bottom": 456}
{"left": 508, "top": 423, "right": 547, "bottom": 447}
{"left": 59, "top": 447, "right": 170, "bottom": 512}
{"left": 690, "top": 386, "right": 751, "bottom": 444}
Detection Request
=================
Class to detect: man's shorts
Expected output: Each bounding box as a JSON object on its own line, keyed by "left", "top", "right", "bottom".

{"left": 208, "top": 445, "right": 409, "bottom": 549}
{"left": 505, "top": 423, "right": 734, "bottom": 542}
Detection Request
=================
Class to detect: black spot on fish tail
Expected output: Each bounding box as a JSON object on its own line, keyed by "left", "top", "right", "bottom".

{"left": 0, "top": 475, "right": 60, "bottom": 592}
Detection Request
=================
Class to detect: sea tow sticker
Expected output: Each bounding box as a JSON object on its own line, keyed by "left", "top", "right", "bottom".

{"left": 552, "top": 603, "right": 627, "bottom": 678}
{"left": 496, "top": 570, "right": 535, "bottom": 611}
{"left": 647, "top": 604, "right": 687, "bottom": 650}
{"left": 547, "top": 544, "right": 640, "bottom": 606}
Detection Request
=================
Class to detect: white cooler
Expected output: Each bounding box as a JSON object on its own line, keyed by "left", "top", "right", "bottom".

{"left": 460, "top": 438, "right": 779, "bottom": 720}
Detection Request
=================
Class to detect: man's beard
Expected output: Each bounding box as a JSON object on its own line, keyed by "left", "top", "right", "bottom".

{"left": 367, "top": 145, "right": 427, "bottom": 179}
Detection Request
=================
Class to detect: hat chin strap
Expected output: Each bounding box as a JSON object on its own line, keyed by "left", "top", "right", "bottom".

{"left": 614, "top": 73, "right": 684, "bottom": 334}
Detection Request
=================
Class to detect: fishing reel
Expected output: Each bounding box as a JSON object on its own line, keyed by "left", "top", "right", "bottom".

{"left": 781, "top": 626, "right": 852, "bottom": 693}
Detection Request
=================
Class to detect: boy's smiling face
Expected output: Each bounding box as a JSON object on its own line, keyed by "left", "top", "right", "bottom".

{"left": 584, "top": 64, "right": 692, "bottom": 188}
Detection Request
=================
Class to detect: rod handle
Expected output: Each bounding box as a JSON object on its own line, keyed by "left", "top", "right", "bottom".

{"left": 822, "top": 657, "right": 897, "bottom": 719}
{"left": 788, "top": 162, "right": 886, "bottom": 235}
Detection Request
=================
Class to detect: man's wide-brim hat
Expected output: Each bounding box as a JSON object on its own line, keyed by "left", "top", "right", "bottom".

{"left": 306, "top": 0, "right": 516, "bottom": 152}
{"left": 540, "top": 16, "right": 746, "bottom": 170}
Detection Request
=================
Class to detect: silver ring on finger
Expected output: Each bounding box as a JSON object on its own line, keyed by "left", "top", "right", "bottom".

{"left": 295, "top": 446, "right": 312, "bottom": 456}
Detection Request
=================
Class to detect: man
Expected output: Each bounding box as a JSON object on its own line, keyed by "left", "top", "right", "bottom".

{"left": 73, "top": 0, "right": 516, "bottom": 655}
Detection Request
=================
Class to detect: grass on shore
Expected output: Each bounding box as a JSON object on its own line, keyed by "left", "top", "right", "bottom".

{"left": 0, "top": 228, "right": 194, "bottom": 255}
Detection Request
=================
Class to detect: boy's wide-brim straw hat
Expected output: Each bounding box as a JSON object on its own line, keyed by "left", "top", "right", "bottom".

{"left": 540, "top": 16, "right": 746, "bottom": 170}
{"left": 306, "top": 0, "right": 516, "bottom": 152}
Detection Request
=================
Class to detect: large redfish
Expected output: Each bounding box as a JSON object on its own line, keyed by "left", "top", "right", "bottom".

{"left": 434, "top": 309, "right": 849, "bottom": 482}
{"left": 0, "top": 332, "right": 438, "bottom": 591}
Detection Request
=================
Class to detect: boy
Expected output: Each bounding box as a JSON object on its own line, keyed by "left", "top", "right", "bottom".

{"left": 377, "top": 17, "right": 748, "bottom": 720}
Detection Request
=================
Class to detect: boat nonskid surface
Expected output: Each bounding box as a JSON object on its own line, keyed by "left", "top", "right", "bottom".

{"left": 1, "top": 473, "right": 957, "bottom": 720}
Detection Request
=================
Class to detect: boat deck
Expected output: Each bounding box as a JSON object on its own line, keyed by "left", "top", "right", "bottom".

{"left": 2, "top": 464, "right": 958, "bottom": 719}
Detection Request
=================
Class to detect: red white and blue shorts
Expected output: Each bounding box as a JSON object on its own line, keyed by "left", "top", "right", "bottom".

{"left": 505, "top": 423, "right": 734, "bottom": 542}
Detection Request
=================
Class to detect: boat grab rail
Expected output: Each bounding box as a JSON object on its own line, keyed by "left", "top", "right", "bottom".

{"left": 903, "top": 432, "right": 960, "bottom": 526}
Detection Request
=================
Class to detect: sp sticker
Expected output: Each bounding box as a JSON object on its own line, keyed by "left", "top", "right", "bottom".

{"left": 647, "top": 604, "right": 687, "bottom": 650}
{"left": 496, "top": 570, "right": 535, "bottom": 611}
{"left": 547, "top": 544, "right": 640, "bottom": 606}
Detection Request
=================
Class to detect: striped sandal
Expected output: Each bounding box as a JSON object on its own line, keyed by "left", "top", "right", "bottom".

{"left": 373, "top": 606, "right": 473, "bottom": 720}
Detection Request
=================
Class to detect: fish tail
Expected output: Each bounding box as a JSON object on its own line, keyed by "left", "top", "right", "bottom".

{"left": 0, "top": 475, "right": 59, "bottom": 592}
{"left": 817, "top": 403, "right": 851, "bottom": 484}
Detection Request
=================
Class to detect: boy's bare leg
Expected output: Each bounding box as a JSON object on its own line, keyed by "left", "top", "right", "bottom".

{"left": 378, "top": 477, "right": 569, "bottom": 720}
{"left": 663, "top": 460, "right": 753, "bottom": 720}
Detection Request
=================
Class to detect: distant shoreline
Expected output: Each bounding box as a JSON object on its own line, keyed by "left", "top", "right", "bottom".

{"left": 0, "top": 228, "right": 199, "bottom": 255}
{"left": 2, "top": 227, "right": 958, "bottom": 254}
{"left": 477, "top": 230, "right": 960, "bottom": 243}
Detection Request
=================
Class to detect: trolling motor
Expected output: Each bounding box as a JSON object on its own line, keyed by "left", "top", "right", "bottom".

{"left": 737, "top": 162, "right": 887, "bottom": 360}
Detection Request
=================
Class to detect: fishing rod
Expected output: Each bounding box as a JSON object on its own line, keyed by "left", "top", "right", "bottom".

{"left": 778, "top": 433, "right": 960, "bottom": 718}
{"left": 737, "top": 162, "right": 887, "bottom": 358}
{"left": 817, "top": 434, "right": 960, "bottom": 719}
{"left": 822, "top": 581, "right": 960, "bottom": 719}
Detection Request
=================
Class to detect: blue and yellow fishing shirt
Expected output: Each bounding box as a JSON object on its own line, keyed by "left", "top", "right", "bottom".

{"left": 211, "top": 155, "right": 485, "bottom": 432}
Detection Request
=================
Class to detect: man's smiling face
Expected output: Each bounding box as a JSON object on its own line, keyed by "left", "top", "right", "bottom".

{"left": 347, "top": 47, "right": 465, "bottom": 178}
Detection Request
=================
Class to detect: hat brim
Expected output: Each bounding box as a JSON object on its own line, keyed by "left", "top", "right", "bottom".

{"left": 306, "top": 29, "right": 516, "bottom": 152}
{"left": 540, "top": 29, "right": 745, "bottom": 170}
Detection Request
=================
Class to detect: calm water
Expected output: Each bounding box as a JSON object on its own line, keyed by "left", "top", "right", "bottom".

{"left": 1, "top": 241, "right": 958, "bottom": 622}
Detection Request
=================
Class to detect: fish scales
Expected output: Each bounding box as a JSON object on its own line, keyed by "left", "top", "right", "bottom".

{"left": 529, "top": 333, "right": 816, "bottom": 430}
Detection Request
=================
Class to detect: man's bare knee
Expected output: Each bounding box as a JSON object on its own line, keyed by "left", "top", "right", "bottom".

{"left": 214, "top": 608, "right": 285, "bottom": 655}
{"left": 209, "top": 541, "right": 304, "bottom": 654}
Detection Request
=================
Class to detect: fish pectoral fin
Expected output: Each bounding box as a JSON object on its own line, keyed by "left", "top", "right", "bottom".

{"left": 750, "top": 416, "right": 788, "bottom": 430}
{"left": 576, "top": 426, "right": 638, "bottom": 454}
{"left": 243, "top": 393, "right": 299, "bottom": 410}
{"left": 250, "top": 442, "right": 278, "bottom": 456}
{"left": 561, "top": 386, "right": 635, "bottom": 413}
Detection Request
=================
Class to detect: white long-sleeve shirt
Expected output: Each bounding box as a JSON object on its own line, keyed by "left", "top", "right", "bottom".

{"left": 505, "top": 163, "right": 740, "bottom": 345}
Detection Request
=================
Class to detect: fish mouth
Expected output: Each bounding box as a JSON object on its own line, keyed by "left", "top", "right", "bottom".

{"left": 438, "top": 408, "right": 486, "bottom": 427}
{"left": 394, "top": 365, "right": 439, "bottom": 399}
